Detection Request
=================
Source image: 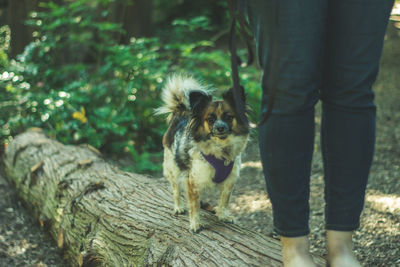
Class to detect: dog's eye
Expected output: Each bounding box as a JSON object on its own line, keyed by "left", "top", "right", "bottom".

{"left": 206, "top": 114, "right": 216, "bottom": 124}
{"left": 222, "top": 113, "right": 234, "bottom": 122}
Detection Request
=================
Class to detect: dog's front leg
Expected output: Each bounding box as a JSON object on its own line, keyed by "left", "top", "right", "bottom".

{"left": 217, "top": 181, "right": 235, "bottom": 223}
{"left": 185, "top": 178, "right": 201, "bottom": 233}
{"left": 171, "top": 179, "right": 186, "bottom": 215}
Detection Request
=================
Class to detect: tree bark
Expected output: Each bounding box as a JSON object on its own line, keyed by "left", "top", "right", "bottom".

{"left": 3, "top": 129, "right": 325, "bottom": 266}
{"left": 109, "top": 0, "right": 154, "bottom": 44}
{"left": 5, "top": 0, "right": 50, "bottom": 58}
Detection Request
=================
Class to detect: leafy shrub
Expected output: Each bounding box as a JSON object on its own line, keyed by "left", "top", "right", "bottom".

{"left": 0, "top": 0, "right": 170, "bottom": 172}
{"left": 0, "top": 0, "right": 262, "bottom": 174}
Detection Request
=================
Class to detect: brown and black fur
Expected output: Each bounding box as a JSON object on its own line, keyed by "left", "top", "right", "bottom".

{"left": 156, "top": 75, "right": 249, "bottom": 232}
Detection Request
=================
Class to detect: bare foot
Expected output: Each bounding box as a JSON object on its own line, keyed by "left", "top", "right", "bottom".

{"left": 281, "top": 236, "right": 318, "bottom": 267}
{"left": 326, "top": 230, "right": 361, "bottom": 267}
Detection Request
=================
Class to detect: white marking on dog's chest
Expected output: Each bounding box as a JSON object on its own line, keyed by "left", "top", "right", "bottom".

{"left": 190, "top": 152, "right": 215, "bottom": 189}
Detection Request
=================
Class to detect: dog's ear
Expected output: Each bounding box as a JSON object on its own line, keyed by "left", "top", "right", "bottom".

{"left": 222, "top": 87, "right": 246, "bottom": 109}
{"left": 189, "top": 90, "right": 212, "bottom": 116}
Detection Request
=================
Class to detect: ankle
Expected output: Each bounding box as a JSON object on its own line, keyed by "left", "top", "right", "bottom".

{"left": 281, "top": 236, "right": 317, "bottom": 267}
{"left": 326, "top": 230, "right": 361, "bottom": 267}
{"left": 326, "top": 230, "right": 353, "bottom": 255}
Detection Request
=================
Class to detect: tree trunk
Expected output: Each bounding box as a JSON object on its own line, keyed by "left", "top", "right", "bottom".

{"left": 124, "top": 0, "right": 154, "bottom": 39}
{"left": 6, "top": 0, "right": 40, "bottom": 58}
{"left": 3, "top": 129, "right": 325, "bottom": 266}
{"left": 109, "top": 0, "right": 154, "bottom": 44}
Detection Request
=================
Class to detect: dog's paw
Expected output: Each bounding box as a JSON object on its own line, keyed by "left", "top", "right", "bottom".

{"left": 189, "top": 220, "right": 203, "bottom": 233}
{"left": 189, "top": 224, "right": 203, "bottom": 234}
{"left": 174, "top": 207, "right": 187, "bottom": 215}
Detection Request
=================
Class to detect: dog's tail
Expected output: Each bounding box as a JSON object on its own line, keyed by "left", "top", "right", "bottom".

{"left": 155, "top": 75, "right": 210, "bottom": 121}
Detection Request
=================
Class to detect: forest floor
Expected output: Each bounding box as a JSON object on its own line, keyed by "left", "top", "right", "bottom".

{"left": 0, "top": 23, "right": 399, "bottom": 267}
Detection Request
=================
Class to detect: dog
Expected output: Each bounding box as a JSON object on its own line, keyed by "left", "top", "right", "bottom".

{"left": 156, "top": 75, "right": 249, "bottom": 233}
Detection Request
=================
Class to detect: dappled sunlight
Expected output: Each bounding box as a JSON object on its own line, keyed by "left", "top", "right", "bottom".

{"left": 0, "top": 0, "right": 398, "bottom": 265}
{"left": 232, "top": 191, "right": 271, "bottom": 213}
{"left": 241, "top": 160, "right": 263, "bottom": 169}
{"left": 0, "top": 235, "right": 36, "bottom": 257}
{"left": 366, "top": 190, "right": 400, "bottom": 213}
{"left": 393, "top": 3, "right": 400, "bottom": 15}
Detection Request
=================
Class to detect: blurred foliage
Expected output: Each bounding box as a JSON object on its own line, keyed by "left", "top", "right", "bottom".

{"left": 153, "top": 0, "right": 227, "bottom": 36}
{"left": 0, "top": 0, "right": 261, "bottom": 174}
{"left": 0, "top": 25, "right": 9, "bottom": 67}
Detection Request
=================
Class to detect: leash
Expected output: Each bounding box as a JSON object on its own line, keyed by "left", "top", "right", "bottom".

{"left": 227, "top": 0, "right": 279, "bottom": 126}
{"left": 228, "top": 0, "right": 250, "bottom": 126}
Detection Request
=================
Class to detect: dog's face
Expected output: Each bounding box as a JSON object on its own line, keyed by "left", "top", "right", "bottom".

{"left": 189, "top": 89, "right": 249, "bottom": 142}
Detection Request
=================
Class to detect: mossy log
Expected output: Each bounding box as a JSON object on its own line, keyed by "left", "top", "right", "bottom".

{"left": 4, "top": 129, "right": 325, "bottom": 266}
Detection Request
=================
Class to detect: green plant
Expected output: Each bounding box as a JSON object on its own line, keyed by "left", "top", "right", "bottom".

{"left": 0, "top": 0, "right": 262, "bottom": 174}
{"left": 0, "top": 0, "right": 170, "bottom": 174}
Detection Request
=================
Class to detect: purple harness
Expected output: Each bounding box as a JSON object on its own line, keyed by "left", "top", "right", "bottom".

{"left": 201, "top": 152, "right": 234, "bottom": 183}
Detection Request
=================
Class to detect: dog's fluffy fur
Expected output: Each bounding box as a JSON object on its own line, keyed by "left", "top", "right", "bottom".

{"left": 156, "top": 75, "right": 249, "bottom": 232}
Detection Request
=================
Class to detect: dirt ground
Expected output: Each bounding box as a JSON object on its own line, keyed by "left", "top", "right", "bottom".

{"left": 0, "top": 165, "right": 69, "bottom": 266}
{"left": 1, "top": 22, "right": 399, "bottom": 267}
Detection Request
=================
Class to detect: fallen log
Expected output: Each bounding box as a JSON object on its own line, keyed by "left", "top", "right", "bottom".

{"left": 4, "top": 129, "right": 325, "bottom": 266}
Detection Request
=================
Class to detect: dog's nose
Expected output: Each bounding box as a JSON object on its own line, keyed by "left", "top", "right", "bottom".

{"left": 217, "top": 126, "right": 226, "bottom": 133}
{"left": 214, "top": 120, "right": 229, "bottom": 133}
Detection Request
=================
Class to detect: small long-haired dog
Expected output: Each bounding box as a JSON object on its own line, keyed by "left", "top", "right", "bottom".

{"left": 156, "top": 75, "right": 249, "bottom": 233}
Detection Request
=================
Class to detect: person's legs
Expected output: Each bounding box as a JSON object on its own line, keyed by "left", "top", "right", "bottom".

{"left": 247, "top": 0, "right": 326, "bottom": 265}
{"left": 322, "top": 0, "right": 394, "bottom": 265}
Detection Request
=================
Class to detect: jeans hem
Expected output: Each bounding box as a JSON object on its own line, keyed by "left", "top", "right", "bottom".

{"left": 274, "top": 227, "right": 310, "bottom": 237}
{"left": 325, "top": 223, "right": 360, "bottom": 232}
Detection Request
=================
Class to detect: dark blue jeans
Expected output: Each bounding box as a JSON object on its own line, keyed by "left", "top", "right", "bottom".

{"left": 247, "top": 0, "right": 394, "bottom": 237}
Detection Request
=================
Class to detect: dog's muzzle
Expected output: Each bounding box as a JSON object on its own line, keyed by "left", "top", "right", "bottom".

{"left": 212, "top": 120, "right": 230, "bottom": 139}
